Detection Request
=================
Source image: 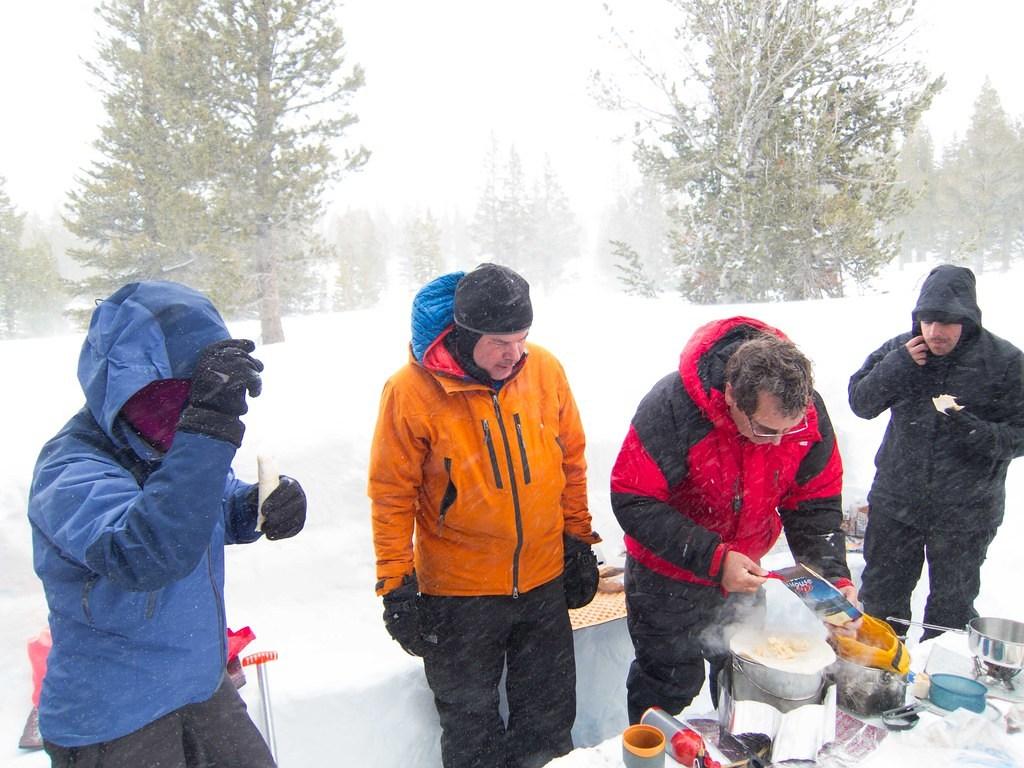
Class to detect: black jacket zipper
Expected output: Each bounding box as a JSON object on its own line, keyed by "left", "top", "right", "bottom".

{"left": 492, "top": 393, "right": 524, "bottom": 597}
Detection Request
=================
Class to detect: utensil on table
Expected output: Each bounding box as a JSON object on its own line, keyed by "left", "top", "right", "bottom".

{"left": 880, "top": 702, "right": 925, "bottom": 730}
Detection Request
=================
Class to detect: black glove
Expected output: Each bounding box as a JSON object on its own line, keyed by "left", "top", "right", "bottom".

{"left": 261, "top": 476, "right": 306, "bottom": 540}
{"left": 562, "top": 535, "right": 599, "bottom": 609}
{"left": 178, "top": 339, "right": 264, "bottom": 447}
{"left": 382, "top": 573, "right": 429, "bottom": 657}
{"left": 945, "top": 409, "right": 995, "bottom": 455}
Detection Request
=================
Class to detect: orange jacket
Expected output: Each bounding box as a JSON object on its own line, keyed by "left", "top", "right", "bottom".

{"left": 369, "top": 335, "right": 598, "bottom": 597}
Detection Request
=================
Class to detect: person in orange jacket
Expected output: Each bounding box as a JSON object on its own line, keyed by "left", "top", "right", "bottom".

{"left": 368, "top": 264, "right": 600, "bottom": 768}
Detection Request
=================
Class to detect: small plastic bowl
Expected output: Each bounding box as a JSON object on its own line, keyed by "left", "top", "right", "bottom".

{"left": 928, "top": 673, "right": 987, "bottom": 713}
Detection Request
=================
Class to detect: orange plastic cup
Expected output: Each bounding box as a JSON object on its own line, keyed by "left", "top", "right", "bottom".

{"left": 622, "top": 723, "right": 666, "bottom": 767}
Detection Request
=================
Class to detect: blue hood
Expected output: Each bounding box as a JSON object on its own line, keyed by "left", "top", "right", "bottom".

{"left": 411, "top": 271, "right": 464, "bottom": 361}
{"left": 78, "top": 281, "right": 230, "bottom": 436}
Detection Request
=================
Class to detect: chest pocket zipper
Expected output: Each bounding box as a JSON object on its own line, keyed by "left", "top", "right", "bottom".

{"left": 82, "top": 574, "right": 98, "bottom": 624}
{"left": 439, "top": 457, "right": 458, "bottom": 532}
{"left": 513, "top": 414, "right": 532, "bottom": 485}
{"left": 482, "top": 419, "right": 504, "bottom": 488}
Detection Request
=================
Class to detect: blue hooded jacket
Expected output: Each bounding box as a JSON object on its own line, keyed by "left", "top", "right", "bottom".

{"left": 410, "top": 270, "right": 464, "bottom": 362}
{"left": 28, "top": 281, "right": 262, "bottom": 746}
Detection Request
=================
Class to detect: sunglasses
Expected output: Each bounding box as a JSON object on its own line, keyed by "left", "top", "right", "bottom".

{"left": 746, "top": 414, "right": 808, "bottom": 439}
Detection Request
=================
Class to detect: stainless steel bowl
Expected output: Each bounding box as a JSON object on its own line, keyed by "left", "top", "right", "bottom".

{"left": 968, "top": 617, "right": 1024, "bottom": 670}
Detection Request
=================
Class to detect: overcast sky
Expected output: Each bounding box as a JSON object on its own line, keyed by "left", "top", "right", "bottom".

{"left": 0, "top": 1, "right": 1021, "bottom": 222}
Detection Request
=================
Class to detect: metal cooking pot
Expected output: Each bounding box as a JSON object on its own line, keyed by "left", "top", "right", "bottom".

{"left": 967, "top": 617, "right": 1024, "bottom": 669}
{"left": 727, "top": 628, "right": 835, "bottom": 701}
{"left": 829, "top": 655, "right": 907, "bottom": 717}
{"left": 731, "top": 653, "right": 825, "bottom": 701}
{"left": 888, "top": 616, "right": 1024, "bottom": 670}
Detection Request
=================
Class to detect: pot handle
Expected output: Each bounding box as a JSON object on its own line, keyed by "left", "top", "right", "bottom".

{"left": 732, "top": 659, "right": 823, "bottom": 702}
{"left": 885, "top": 617, "right": 966, "bottom": 635}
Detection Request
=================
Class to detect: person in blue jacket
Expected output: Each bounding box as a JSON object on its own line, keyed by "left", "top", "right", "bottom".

{"left": 28, "top": 281, "right": 307, "bottom": 768}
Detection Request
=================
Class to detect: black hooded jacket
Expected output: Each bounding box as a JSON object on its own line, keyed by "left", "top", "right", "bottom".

{"left": 848, "top": 265, "right": 1024, "bottom": 530}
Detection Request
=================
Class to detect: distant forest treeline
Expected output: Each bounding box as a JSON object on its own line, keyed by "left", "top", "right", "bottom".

{"left": 1, "top": 0, "right": 1022, "bottom": 340}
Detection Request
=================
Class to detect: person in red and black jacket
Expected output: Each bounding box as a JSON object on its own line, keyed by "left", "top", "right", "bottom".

{"left": 611, "top": 317, "right": 857, "bottom": 723}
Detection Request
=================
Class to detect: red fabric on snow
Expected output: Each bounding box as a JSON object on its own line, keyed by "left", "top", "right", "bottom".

{"left": 227, "top": 626, "right": 256, "bottom": 661}
{"left": 28, "top": 629, "right": 52, "bottom": 707}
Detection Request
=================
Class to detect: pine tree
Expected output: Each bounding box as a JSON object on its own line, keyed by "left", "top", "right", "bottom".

{"left": 12, "top": 237, "right": 66, "bottom": 336}
{"left": 495, "top": 147, "right": 531, "bottom": 272}
{"left": 935, "top": 80, "right": 1024, "bottom": 272}
{"left": 407, "top": 210, "right": 444, "bottom": 285}
{"left": 329, "top": 208, "right": 385, "bottom": 310}
{"left": 631, "top": 177, "right": 673, "bottom": 284}
{"left": 598, "top": 176, "right": 672, "bottom": 287}
{"left": 469, "top": 142, "right": 583, "bottom": 286}
{"left": 0, "top": 178, "right": 65, "bottom": 337}
{"left": 891, "top": 125, "right": 938, "bottom": 264}
{"left": 66, "top": 0, "right": 366, "bottom": 341}
{"left": 470, "top": 136, "right": 503, "bottom": 261}
{"left": 609, "top": 0, "right": 942, "bottom": 302}
{"left": 0, "top": 180, "right": 25, "bottom": 335}
{"left": 528, "top": 158, "right": 580, "bottom": 289}
{"left": 439, "top": 209, "right": 473, "bottom": 273}
{"left": 470, "top": 140, "right": 532, "bottom": 273}
{"left": 611, "top": 240, "right": 658, "bottom": 297}
{"left": 66, "top": 0, "right": 224, "bottom": 299}
{"left": 202, "top": 0, "right": 368, "bottom": 342}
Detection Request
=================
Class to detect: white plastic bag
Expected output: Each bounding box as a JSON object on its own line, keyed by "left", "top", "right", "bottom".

{"left": 858, "top": 709, "right": 1024, "bottom": 768}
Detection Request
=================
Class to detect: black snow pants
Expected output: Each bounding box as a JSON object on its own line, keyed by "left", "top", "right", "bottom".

{"left": 860, "top": 507, "right": 997, "bottom": 641}
{"left": 624, "top": 557, "right": 762, "bottom": 725}
{"left": 421, "top": 577, "right": 576, "bottom": 768}
{"left": 43, "top": 674, "right": 275, "bottom": 768}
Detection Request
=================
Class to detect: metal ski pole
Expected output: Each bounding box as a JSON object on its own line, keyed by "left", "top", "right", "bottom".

{"left": 242, "top": 650, "right": 279, "bottom": 764}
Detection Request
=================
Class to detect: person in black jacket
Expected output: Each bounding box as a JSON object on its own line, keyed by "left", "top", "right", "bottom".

{"left": 849, "top": 265, "right": 1024, "bottom": 640}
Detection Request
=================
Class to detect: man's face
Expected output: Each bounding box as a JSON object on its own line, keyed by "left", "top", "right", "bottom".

{"left": 473, "top": 331, "right": 529, "bottom": 380}
{"left": 921, "top": 320, "right": 962, "bottom": 357}
{"left": 725, "top": 385, "right": 807, "bottom": 446}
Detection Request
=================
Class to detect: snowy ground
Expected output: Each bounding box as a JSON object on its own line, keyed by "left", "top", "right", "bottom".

{"left": 2, "top": 260, "right": 1022, "bottom": 767}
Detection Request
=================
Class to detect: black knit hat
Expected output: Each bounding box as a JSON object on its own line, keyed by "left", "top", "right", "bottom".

{"left": 453, "top": 263, "right": 533, "bottom": 334}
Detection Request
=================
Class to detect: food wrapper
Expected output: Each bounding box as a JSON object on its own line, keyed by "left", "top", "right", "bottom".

{"left": 932, "top": 393, "right": 962, "bottom": 413}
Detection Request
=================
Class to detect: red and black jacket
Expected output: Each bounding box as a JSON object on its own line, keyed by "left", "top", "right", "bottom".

{"left": 610, "top": 317, "right": 852, "bottom": 589}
